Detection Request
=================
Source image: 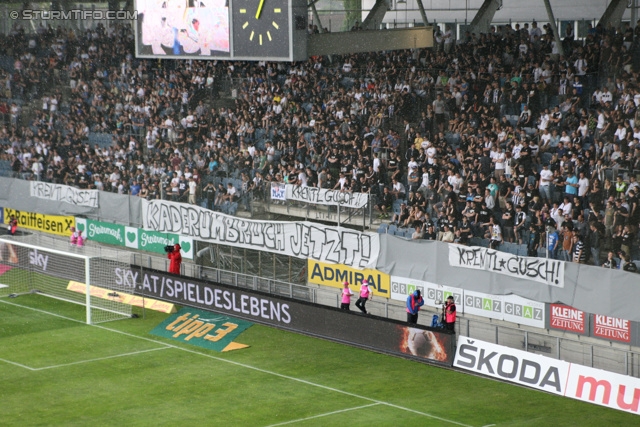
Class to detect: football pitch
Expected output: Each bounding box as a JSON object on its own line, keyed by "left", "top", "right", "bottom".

{"left": 0, "top": 294, "right": 637, "bottom": 427}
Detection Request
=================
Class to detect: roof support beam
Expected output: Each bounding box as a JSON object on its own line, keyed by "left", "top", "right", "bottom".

{"left": 308, "top": 0, "right": 326, "bottom": 33}
{"left": 416, "top": 0, "right": 429, "bottom": 26}
{"left": 543, "top": 0, "right": 564, "bottom": 57}
{"left": 599, "top": 0, "right": 629, "bottom": 30}
{"left": 362, "top": 0, "right": 389, "bottom": 30}
{"left": 468, "top": 0, "right": 502, "bottom": 35}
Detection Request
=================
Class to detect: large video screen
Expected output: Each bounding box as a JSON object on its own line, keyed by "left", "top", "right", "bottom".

{"left": 136, "top": 0, "right": 230, "bottom": 57}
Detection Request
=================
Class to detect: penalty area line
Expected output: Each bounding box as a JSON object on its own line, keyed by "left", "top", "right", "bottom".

{"left": 0, "top": 299, "right": 474, "bottom": 427}
{"left": 33, "top": 347, "right": 170, "bottom": 371}
{"left": 264, "top": 403, "right": 380, "bottom": 426}
{"left": 0, "top": 357, "right": 37, "bottom": 371}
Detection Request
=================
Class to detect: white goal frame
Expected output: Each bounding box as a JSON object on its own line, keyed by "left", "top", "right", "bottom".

{"left": 0, "top": 238, "right": 132, "bottom": 324}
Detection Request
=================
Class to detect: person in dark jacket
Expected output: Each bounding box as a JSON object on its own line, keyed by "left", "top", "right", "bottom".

{"left": 406, "top": 290, "right": 425, "bottom": 324}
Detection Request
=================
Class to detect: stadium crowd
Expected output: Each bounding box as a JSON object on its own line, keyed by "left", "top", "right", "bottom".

{"left": 0, "top": 18, "right": 639, "bottom": 268}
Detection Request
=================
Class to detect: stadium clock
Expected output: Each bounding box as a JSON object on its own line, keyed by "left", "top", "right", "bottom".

{"left": 232, "top": 0, "right": 291, "bottom": 58}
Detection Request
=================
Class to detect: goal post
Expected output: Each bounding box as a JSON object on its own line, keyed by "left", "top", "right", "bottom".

{"left": 0, "top": 238, "right": 133, "bottom": 324}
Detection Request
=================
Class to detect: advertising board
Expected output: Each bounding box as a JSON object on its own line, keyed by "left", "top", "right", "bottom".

{"left": 454, "top": 336, "right": 640, "bottom": 415}
{"left": 4, "top": 208, "right": 74, "bottom": 237}
{"left": 308, "top": 259, "right": 390, "bottom": 297}
{"left": 118, "top": 264, "right": 455, "bottom": 365}
{"left": 592, "top": 314, "right": 631, "bottom": 343}
{"left": 454, "top": 336, "right": 570, "bottom": 395}
{"left": 549, "top": 304, "right": 586, "bottom": 334}
{"left": 390, "top": 276, "right": 462, "bottom": 309}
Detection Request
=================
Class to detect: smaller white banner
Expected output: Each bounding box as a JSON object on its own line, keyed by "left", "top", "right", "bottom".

{"left": 448, "top": 244, "right": 564, "bottom": 288}
{"left": 30, "top": 182, "right": 99, "bottom": 208}
{"left": 270, "top": 183, "right": 286, "bottom": 201}
{"left": 285, "top": 184, "right": 369, "bottom": 208}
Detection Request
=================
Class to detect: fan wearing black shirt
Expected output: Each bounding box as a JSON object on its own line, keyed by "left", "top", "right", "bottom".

{"left": 437, "top": 214, "right": 450, "bottom": 241}
{"left": 423, "top": 224, "right": 437, "bottom": 240}
{"left": 475, "top": 202, "right": 492, "bottom": 237}
{"left": 386, "top": 151, "right": 400, "bottom": 182}
{"left": 514, "top": 204, "right": 527, "bottom": 244}
{"left": 502, "top": 201, "right": 515, "bottom": 243}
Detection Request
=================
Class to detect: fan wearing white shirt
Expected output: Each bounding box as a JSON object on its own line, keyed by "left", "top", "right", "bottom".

{"left": 537, "top": 110, "right": 550, "bottom": 131}
{"left": 559, "top": 197, "right": 573, "bottom": 217}
{"left": 577, "top": 172, "right": 589, "bottom": 198}
{"left": 614, "top": 123, "right": 627, "bottom": 142}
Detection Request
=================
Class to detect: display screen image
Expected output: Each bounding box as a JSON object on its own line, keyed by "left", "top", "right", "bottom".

{"left": 137, "top": 0, "right": 230, "bottom": 57}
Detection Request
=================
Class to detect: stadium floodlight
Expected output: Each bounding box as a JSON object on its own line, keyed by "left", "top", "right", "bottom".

{"left": 0, "top": 238, "right": 132, "bottom": 324}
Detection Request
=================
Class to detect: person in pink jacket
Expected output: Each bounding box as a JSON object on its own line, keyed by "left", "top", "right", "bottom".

{"left": 355, "top": 279, "right": 372, "bottom": 314}
{"left": 76, "top": 229, "right": 85, "bottom": 247}
{"left": 69, "top": 226, "right": 78, "bottom": 245}
{"left": 340, "top": 281, "right": 354, "bottom": 310}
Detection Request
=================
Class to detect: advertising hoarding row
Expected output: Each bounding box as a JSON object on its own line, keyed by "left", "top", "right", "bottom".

{"left": 75, "top": 218, "right": 194, "bottom": 260}
{"left": 550, "top": 304, "right": 631, "bottom": 343}
{"left": 390, "top": 275, "right": 546, "bottom": 329}
{"left": 115, "top": 264, "right": 456, "bottom": 365}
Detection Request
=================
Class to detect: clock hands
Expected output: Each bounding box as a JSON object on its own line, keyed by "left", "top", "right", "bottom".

{"left": 255, "top": 0, "right": 265, "bottom": 19}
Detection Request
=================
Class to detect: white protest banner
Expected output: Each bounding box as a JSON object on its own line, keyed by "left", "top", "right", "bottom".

{"left": 30, "top": 181, "right": 99, "bottom": 208}
{"left": 448, "top": 244, "right": 564, "bottom": 287}
{"left": 463, "top": 290, "right": 504, "bottom": 320}
{"left": 503, "top": 294, "right": 545, "bottom": 328}
{"left": 454, "top": 336, "right": 570, "bottom": 396}
{"left": 270, "top": 183, "right": 286, "bottom": 201}
{"left": 390, "top": 276, "right": 462, "bottom": 308}
{"left": 142, "top": 199, "right": 379, "bottom": 269}
{"left": 285, "top": 184, "right": 369, "bottom": 208}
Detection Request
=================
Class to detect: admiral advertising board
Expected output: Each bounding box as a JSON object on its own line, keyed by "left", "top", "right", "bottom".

{"left": 307, "top": 259, "right": 390, "bottom": 297}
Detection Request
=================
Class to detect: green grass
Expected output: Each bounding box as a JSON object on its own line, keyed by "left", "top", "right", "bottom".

{"left": 0, "top": 294, "right": 637, "bottom": 427}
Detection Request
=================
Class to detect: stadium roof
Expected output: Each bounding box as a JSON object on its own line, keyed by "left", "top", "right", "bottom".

{"left": 352, "top": 0, "right": 636, "bottom": 26}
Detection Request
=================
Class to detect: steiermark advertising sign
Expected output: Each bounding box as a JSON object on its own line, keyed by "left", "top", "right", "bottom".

{"left": 76, "top": 218, "right": 125, "bottom": 246}
{"left": 75, "top": 218, "right": 193, "bottom": 259}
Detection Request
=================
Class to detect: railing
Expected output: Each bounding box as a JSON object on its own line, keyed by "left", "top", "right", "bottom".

{"left": 262, "top": 195, "right": 375, "bottom": 230}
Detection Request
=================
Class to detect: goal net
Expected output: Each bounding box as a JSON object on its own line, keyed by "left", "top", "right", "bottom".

{"left": 0, "top": 238, "right": 132, "bottom": 324}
